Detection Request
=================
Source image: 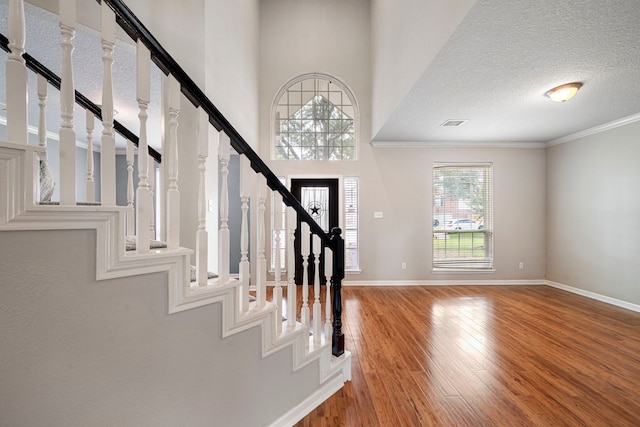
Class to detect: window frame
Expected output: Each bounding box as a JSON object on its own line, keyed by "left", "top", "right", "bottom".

{"left": 269, "top": 174, "right": 360, "bottom": 273}
{"left": 271, "top": 73, "right": 359, "bottom": 161}
{"left": 432, "top": 162, "right": 494, "bottom": 272}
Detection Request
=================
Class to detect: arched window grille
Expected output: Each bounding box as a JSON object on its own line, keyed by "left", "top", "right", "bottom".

{"left": 273, "top": 74, "right": 358, "bottom": 161}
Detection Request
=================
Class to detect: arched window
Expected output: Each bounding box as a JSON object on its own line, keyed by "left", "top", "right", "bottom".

{"left": 273, "top": 74, "right": 358, "bottom": 160}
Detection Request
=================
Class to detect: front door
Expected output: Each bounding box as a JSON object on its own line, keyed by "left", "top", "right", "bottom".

{"left": 290, "top": 178, "right": 339, "bottom": 286}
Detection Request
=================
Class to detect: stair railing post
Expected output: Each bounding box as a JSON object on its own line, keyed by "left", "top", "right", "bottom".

{"left": 59, "top": 0, "right": 76, "bottom": 205}
{"left": 330, "top": 227, "right": 345, "bottom": 356}
{"left": 272, "top": 191, "right": 283, "bottom": 333}
{"left": 301, "top": 222, "right": 311, "bottom": 331}
{"left": 239, "top": 155, "right": 252, "bottom": 312}
{"left": 36, "top": 75, "right": 47, "bottom": 151}
{"left": 99, "top": 1, "right": 116, "bottom": 206}
{"left": 149, "top": 157, "right": 156, "bottom": 238}
{"left": 166, "top": 75, "right": 181, "bottom": 250}
{"left": 85, "top": 110, "right": 95, "bottom": 203}
{"left": 125, "top": 140, "right": 135, "bottom": 236}
{"left": 218, "top": 132, "right": 231, "bottom": 285}
{"left": 36, "top": 75, "right": 48, "bottom": 203}
{"left": 195, "top": 109, "right": 209, "bottom": 288}
{"left": 312, "top": 234, "right": 322, "bottom": 346}
{"left": 135, "top": 40, "right": 151, "bottom": 253}
{"left": 286, "top": 206, "right": 297, "bottom": 330}
{"left": 255, "top": 173, "right": 267, "bottom": 308}
{"left": 324, "top": 247, "right": 333, "bottom": 341}
{"left": 6, "top": 0, "right": 27, "bottom": 145}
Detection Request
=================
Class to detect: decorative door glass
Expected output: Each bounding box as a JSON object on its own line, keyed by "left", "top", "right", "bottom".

{"left": 301, "top": 186, "right": 330, "bottom": 232}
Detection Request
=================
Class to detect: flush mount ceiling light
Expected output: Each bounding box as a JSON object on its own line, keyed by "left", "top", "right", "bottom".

{"left": 545, "top": 82, "right": 583, "bottom": 103}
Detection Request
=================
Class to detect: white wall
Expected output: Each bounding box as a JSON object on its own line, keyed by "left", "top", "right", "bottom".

{"left": 125, "top": 0, "right": 260, "bottom": 264}
{"left": 205, "top": 0, "right": 260, "bottom": 145}
{"left": 0, "top": 229, "right": 321, "bottom": 426}
{"left": 546, "top": 121, "right": 640, "bottom": 305}
{"left": 258, "top": 0, "right": 373, "bottom": 281}
{"left": 370, "top": 0, "right": 475, "bottom": 137}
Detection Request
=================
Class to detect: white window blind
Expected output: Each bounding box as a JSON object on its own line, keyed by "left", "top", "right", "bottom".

{"left": 344, "top": 177, "right": 359, "bottom": 271}
{"left": 432, "top": 163, "right": 493, "bottom": 270}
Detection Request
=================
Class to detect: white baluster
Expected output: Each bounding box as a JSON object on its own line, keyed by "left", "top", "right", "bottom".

{"left": 324, "top": 247, "right": 333, "bottom": 341}
{"left": 166, "top": 75, "right": 181, "bottom": 250}
{"left": 59, "top": 0, "right": 76, "bottom": 205}
{"left": 149, "top": 157, "right": 156, "bottom": 238}
{"left": 255, "top": 174, "right": 267, "bottom": 308}
{"left": 125, "top": 140, "right": 135, "bottom": 236}
{"left": 218, "top": 132, "right": 230, "bottom": 285}
{"left": 37, "top": 75, "right": 47, "bottom": 150}
{"left": 36, "top": 75, "right": 48, "bottom": 203}
{"left": 286, "top": 206, "right": 297, "bottom": 330}
{"left": 135, "top": 40, "right": 151, "bottom": 253}
{"left": 273, "top": 191, "right": 283, "bottom": 334}
{"left": 85, "top": 110, "right": 94, "bottom": 202}
{"left": 100, "top": 1, "right": 116, "bottom": 206}
{"left": 6, "top": 0, "right": 27, "bottom": 145}
{"left": 239, "top": 155, "right": 252, "bottom": 312}
{"left": 301, "top": 222, "right": 310, "bottom": 330}
{"left": 312, "top": 234, "right": 322, "bottom": 346}
{"left": 196, "top": 110, "right": 209, "bottom": 288}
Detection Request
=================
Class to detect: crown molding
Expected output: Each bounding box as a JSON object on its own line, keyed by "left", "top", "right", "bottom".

{"left": 370, "top": 140, "right": 546, "bottom": 149}
{"left": 546, "top": 112, "right": 640, "bottom": 147}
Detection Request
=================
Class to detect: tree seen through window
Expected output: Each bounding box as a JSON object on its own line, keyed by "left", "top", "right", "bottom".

{"left": 274, "top": 77, "right": 356, "bottom": 160}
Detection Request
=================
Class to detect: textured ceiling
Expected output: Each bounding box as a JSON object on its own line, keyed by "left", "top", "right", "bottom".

{"left": 372, "top": 0, "right": 640, "bottom": 145}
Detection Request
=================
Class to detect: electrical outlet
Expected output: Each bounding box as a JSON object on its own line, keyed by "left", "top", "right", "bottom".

{"left": 374, "top": 211, "right": 384, "bottom": 219}
{"left": 401, "top": 262, "right": 407, "bottom": 270}
{"left": 519, "top": 261, "right": 524, "bottom": 269}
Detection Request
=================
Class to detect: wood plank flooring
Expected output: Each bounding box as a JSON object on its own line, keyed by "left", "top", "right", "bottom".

{"left": 292, "top": 285, "right": 640, "bottom": 426}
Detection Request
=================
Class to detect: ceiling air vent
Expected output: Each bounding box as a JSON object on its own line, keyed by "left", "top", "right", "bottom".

{"left": 440, "top": 119, "right": 467, "bottom": 127}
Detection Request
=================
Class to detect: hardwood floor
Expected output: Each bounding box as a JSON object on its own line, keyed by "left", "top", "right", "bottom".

{"left": 292, "top": 285, "right": 640, "bottom": 426}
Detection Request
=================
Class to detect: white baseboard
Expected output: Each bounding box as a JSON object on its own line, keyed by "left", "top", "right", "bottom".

{"left": 344, "top": 279, "right": 546, "bottom": 286}
{"left": 545, "top": 280, "right": 640, "bottom": 313}
{"left": 267, "top": 278, "right": 639, "bottom": 313}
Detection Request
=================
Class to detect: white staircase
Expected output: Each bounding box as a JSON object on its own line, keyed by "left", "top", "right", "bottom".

{"left": 0, "top": 0, "right": 350, "bottom": 425}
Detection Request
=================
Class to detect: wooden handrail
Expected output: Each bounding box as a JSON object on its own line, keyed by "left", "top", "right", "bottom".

{"left": 0, "top": 32, "right": 162, "bottom": 163}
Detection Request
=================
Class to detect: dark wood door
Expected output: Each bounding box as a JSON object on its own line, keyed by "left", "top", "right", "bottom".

{"left": 291, "top": 178, "right": 339, "bottom": 286}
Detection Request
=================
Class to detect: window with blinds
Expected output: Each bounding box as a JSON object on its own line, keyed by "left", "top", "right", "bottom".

{"left": 432, "top": 163, "right": 493, "bottom": 270}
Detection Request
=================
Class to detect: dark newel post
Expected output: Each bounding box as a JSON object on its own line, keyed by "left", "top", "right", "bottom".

{"left": 330, "top": 227, "right": 345, "bottom": 356}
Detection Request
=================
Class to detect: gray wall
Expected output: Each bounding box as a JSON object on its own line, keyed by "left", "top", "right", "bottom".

{"left": 0, "top": 229, "right": 320, "bottom": 427}
{"left": 546, "top": 121, "right": 640, "bottom": 305}
{"left": 259, "top": 0, "right": 547, "bottom": 283}
{"left": 115, "top": 153, "right": 139, "bottom": 208}
{"left": 227, "top": 155, "right": 243, "bottom": 274}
